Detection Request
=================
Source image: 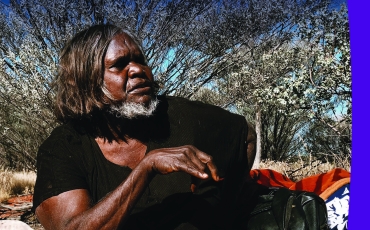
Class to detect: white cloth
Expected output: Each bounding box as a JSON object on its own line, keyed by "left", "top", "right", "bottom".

{"left": 0, "top": 220, "right": 33, "bottom": 230}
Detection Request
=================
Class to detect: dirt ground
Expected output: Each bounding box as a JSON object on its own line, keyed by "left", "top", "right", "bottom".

{"left": 0, "top": 195, "right": 44, "bottom": 230}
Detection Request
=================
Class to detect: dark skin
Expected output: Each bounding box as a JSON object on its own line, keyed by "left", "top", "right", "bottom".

{"left": 35, "top": 32, "right": 256, "bottom": 230}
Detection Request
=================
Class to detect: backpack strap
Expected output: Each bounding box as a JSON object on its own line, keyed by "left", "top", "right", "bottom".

{"left": 295, "top": 190, "right": 329, "bottom": 230}
{"left": 272, "top": 187, "right": 295, "bottom": 230}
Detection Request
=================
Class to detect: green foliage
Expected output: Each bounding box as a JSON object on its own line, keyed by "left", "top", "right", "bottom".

{"left": 0, "top": 0, "right": 350, "bottom": 170}
{"left": 256, "top": 6, "right": 351, "bottom": 162}
{"left": 259, "top": 6, "right": 350, "bottom": 118}
{"left": 215, "top": 4, "right": 351, "bottom": 164}
{"left": 302, "top": 117, "right": 351, "bottom": 166}
{"left": 260, "top": 106, "right": 307, "bottom": 161}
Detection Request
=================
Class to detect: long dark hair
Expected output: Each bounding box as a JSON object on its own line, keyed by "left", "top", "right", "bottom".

{"left": 54, "top": 24, "right": 145, "bottom": 123}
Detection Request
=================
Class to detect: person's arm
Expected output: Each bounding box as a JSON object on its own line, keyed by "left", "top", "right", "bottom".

{"left": 246, "top": 122, "right": 257, "bottom": 171}
{"left": 35, "top": 145, "right": 220, "bottom": 230}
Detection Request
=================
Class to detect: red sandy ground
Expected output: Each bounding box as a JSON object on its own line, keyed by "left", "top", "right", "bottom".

{"left": 0, "top": 194, "right": 44, "bottom": 229}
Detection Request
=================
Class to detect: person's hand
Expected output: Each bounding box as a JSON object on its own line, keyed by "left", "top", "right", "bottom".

{"left": 142, "top": 145, "right": 221, "bottom": 181}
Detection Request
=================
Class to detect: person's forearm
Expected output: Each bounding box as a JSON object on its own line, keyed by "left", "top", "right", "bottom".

{"left": 246, "top": 122, "right": 257, "bottom": 171}
{"left": 64, "top": 162, "right": 152, "bottom": 230}
{"left": 37, "top": 145, "right": 218, "bottom": 230}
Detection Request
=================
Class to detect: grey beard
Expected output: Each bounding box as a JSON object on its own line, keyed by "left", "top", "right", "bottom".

{"left": 109, "top": 97, "right": 159, "bottom": 119}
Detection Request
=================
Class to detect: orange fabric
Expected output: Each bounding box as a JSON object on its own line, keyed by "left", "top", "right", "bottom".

{"left": 289, "top": 168, "right": 350, "bottom": 194}
{"left": 319, "top": 177, "right": 350, "bottom": 200}
{"left": 249, "top": 169, "right": 295, "bottom": 188}
{"left": 249, "top": 168, "right": 351, "bottom": 197}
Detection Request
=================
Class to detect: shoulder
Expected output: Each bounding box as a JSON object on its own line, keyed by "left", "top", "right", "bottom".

{"left": 38, "top": 122, "right": 86, "bottom": 156}
{"left": 162, "top": 95, "right": 246, "bottom": 124}
{"left": 33, "top": 123, "right": 90, "bottom": 212}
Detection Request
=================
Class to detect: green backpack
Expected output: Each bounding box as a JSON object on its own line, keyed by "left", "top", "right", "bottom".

{"left": 245, "top": 187, "right": 329, "bottom": 230}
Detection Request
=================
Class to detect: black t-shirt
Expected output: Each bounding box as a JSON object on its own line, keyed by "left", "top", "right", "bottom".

{"left": 33, "top": 96, "right": 249, "bottom": 229}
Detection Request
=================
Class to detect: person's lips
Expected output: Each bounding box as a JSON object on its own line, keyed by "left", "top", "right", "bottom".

{"left": 127, "top": 81, "right": 152, "bottom": 94}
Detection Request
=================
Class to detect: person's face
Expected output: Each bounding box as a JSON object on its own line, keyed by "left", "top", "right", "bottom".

{"left": 103, "top": 32, "right": 154, "bottom": 106}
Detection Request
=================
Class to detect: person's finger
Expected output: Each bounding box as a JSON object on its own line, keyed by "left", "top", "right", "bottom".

{"left": 183, "top": 147, "right": 207, "bottom": 172}
{"left": 176, "top": 161, "right": 208, "bottom": 179}
{"left": 190, "top": 175, "right": 201, "bottom": 192}
{"left": 194, "top": 150, "right": 221, "bottom": 181}
{"left": 190, "top": 183, "right": 197, "bottom": 192}
{"left": 205, "top": 160, "right": 221, "bottom": 181}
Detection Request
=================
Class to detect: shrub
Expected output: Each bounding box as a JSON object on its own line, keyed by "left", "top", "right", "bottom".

{"left": 0, "top": 167, "right": 36, "bottom": 202}
{"left": 259, "top": 155, "right": 351, "bottom": 182}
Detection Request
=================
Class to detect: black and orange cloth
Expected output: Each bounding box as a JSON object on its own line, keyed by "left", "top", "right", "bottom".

{"left": 249, "top": 168, "right": 350, "bottom": 230}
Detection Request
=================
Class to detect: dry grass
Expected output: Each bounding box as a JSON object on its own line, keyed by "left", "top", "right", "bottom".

{"left": 259, "top": 155, "right": 351, "bottom": 182}
{"left": 0, "top": 167, "right": 36, "bottom": 202}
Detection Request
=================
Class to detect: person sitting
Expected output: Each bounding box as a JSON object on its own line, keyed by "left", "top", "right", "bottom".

{"left": 32, "top": 24, "right": 257, "bottom": 230}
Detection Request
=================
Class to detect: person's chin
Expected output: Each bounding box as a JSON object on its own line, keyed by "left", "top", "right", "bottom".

{"left": 127, "top": 93, "right": 155, "bottom": 106}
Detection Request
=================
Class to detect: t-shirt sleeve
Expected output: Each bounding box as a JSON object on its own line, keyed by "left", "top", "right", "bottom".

{"left": 32, "top": 126, "right": 88, "bottom": 211}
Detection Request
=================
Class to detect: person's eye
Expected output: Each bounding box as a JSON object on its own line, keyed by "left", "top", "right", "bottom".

{"left": 111, "top": 58, "right": 128, "bottom": 69}
{"left": 132, "top": 54, "right": 147, "bottom": 66}
{"left": 138, "top": 57, "right": 147, "bottom": 66}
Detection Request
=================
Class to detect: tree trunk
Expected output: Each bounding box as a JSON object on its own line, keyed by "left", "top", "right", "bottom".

{"left": 252, "top": 105, "right": 262, "bottom": 169}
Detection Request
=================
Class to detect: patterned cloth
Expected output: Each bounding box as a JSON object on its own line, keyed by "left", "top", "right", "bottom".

{"left": 249, "top": 168, "right": 351, "bottom": 230}
{"left": 326, "top": 184, "right": 350, "bottom": 230}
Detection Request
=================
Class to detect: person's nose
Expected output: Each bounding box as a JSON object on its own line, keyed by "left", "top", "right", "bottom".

{"left": 128, "top": 62, "right": 146, "bottom": 79}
